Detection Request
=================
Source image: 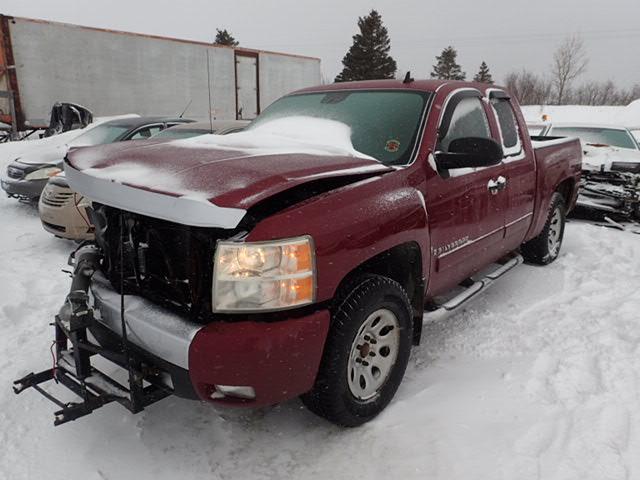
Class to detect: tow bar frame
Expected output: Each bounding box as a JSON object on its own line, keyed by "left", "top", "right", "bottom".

{"left": 13, "top": 241, "right": 172, "bottom": 426}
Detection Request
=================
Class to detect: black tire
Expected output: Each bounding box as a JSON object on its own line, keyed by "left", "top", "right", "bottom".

{"left": 521, "top": 192, "right": 566, "bottom": 265}
{"left": 301, "top": 274, "right": 413, "bottom": 427}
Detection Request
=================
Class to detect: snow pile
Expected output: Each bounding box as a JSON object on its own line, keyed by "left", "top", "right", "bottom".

{"left": 174, "top": 116, "right": 373, "bottom": 159}
{"left": 582, "top": 144, "right": 640, "bottom": 171}
{"left": 522, "top": 103, "right": 640, "bottom": 130}
{"left": 1, "top": 188, "right": 640, "bottom": 479}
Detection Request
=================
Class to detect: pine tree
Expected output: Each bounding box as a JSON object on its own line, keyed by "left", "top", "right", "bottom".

{"left": 473, "top": 61, "right": 494, "bottom": 84}
{"left": 335, "top": 10, "right": 397, "bottom": 82}
{"left": 214, "top": 29, "right": 239, "bottom": 47}
{"left": 431, "top": 46, "right": 466, "bottom": 80}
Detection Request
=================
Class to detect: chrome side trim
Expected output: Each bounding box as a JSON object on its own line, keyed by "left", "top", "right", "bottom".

{"left": 434, "top": 212, "right": 534, "bottom": 259}
{"left": 65, "top": 164, "right": 246, "bottom": 229}
{"left": 90, "top": 272, "right": 203, "bottom": 369}
{"left": 436, "top": 212, "right": 534, "bottom": 259}
{"left": 436, "top": 225, "right": 504, "bottom": 258}
{"left": 506, "top": 212, "right": 533, "bottom": 228}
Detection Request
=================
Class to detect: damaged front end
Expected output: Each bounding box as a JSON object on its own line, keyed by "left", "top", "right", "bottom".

{"left": 577, "top": 145, "right": 640, "bottom": 222}
{"left": 578, "top": 169, "right": 640, "bottom": 221}
{"left": 13, "top": 199, "right": 253, "bottom": 425}
{"left": 13, "top": 238, "right": 184, "bottom": 425}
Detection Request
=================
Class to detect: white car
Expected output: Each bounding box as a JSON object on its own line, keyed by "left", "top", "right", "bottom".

{"left": 36, "top": 120, "right": 246, "bottom": 241}
{"left": 538, "top": 123, "right": 640, "bottom": 219}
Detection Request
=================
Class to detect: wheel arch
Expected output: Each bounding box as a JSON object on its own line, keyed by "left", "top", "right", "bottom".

{"left": 556, "top": 177, "right": 577, "bottom": 212}
{"left": 332, "top": 241, "right": 425, "bottom": 346}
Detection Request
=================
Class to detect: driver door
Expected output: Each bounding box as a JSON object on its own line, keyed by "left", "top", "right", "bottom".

{"left": 426, "top": 92, "right": 507, "bottom": 289}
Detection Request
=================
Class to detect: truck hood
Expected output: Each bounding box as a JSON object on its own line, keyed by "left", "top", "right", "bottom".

{"left": 65, "top": 135, "right": 391, "bottom": 228}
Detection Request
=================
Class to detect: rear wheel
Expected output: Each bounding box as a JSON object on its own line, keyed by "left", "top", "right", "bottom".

{"left": 302, "top": 275, "right": 413, "bottom": 427}
{"left": 521, "top": 192, "right": 566, "bottom": 265}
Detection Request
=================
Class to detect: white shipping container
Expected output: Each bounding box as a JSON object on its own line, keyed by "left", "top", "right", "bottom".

{"left": 0, "top": 15, "right": 321, "bottom": 130}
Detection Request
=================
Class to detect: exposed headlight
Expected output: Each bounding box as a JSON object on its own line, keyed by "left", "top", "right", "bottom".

{"left": 611, "top": 162, "right": 640, "bottom": 174}
{"left": 212, "top": 236, "right": 316, "bottom": 312}
{"left": 24, "top": 167, "right": 62, "bottom": 181}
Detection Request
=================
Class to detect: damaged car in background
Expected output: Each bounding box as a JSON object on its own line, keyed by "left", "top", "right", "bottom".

{"left": 537, "top": 123, "right": 640, "bottom": 221}
{"left": 37, "top": 120, "right": 248, "bottom": 241}
{"left": 2, "top": 116, "right": 193, "bottom": 202}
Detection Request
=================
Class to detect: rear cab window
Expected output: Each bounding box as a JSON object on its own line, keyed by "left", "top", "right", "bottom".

{"left": 489, "top": 93, "right": 523, "bottom": 158}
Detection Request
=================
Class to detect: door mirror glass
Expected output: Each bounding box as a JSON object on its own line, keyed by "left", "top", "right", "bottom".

{"left": 435, "top": 137, "right": 503, "bottom": 170}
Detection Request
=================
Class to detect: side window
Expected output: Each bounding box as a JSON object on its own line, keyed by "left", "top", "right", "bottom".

{"left": 490, "top": 97, "right": 522, "bottom": 156}
{"left": 439, "top": 97, "right": 491, "bottom": 152}
{"left": 130, "top": 125, "right": 163, "bottom": 140}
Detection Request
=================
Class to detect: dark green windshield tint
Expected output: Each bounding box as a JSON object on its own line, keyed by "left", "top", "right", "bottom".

{"left": 251, "top": 90, "right": 430, "bottom": 165}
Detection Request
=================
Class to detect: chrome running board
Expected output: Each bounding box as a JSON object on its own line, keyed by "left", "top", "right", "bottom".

{"left": 424, "top": 253, "right": 524, "bottom": 324}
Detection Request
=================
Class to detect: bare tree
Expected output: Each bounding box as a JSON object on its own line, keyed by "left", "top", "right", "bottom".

{"left": 622, "top": 84, "right": 640, "bottom": 105}
{"left": 568, "top": 81, "right": 640, "bottom": 106}
{"left": 551, "top": 36, "right": 588, "bottom": 104}
{"left": 504, "top": 69, "right": 553, "bottom": 105}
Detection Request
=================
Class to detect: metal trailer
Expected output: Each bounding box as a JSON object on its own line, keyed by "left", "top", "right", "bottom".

{"left": 0, "top": 14, "right": 321, "bottom": 132}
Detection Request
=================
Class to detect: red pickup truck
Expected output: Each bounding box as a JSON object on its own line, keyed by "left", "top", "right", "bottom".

{"left": 15, "top": 79, "right": 582, "bottom": 427}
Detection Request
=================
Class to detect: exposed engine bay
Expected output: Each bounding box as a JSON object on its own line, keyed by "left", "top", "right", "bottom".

{"left": 88, "top": 203, "right": 235, "bottom": 323}
{"left": 578, "top": 170, "right": 640, "bottom": 221}
{"left": 577, "top": 144, "right": 640, "bottom": 222}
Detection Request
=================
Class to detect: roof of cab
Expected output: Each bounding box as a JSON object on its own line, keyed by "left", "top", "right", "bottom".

{"left": 291, "top": 79, "right": 507, "bottom": 95}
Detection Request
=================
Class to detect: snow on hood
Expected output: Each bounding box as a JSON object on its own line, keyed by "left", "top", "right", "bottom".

{"left": 582, "top": 144, "right": 640, "bottom": 171}
{"left": 81, "top": 162, "right": 211, "bottom": 200}
{"left": 172, "top": 116, "right": 374, "bottom": 160}
{"left": 65, "top": 116, "right": 392, "bottom": 223}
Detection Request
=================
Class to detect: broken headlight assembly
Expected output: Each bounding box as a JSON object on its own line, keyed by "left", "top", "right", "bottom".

{"left": 212, "top": 236, "right": 316, "bottom": 312}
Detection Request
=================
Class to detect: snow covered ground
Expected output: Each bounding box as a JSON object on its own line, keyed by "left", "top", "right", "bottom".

{"left": 522, "top": 101, "right": 640, "bottom": 130}
{"left": 0, "top": 193, "right": 639, "bottom": 480}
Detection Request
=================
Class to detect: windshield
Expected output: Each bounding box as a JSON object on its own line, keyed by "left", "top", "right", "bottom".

{"left": 249, "top": 90, "right": 430, "bottom": 165}
{"left": 69, "top": 123, "right": 130, "bottom": 147}
{"left": 152, "top": 128, "right": 210, "bottom": 140}
{"left": 549, "top": 126, "right": 639, "bottom": 150}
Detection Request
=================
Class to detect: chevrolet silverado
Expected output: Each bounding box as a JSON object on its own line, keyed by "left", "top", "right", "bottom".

{"left": 15, "top": 79, "right": 582, "bottom": 427}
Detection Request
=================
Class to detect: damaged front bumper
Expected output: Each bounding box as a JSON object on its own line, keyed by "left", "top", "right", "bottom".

{"left": 92, "top": 271, "right": 330, "bottom": 407}
{"left": 577, "top": 170, "right": 640, "bottom": 220}
{"left": 14, "top": 245, "right": 330, "bottom": 425}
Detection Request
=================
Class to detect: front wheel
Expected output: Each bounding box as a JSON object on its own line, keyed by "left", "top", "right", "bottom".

{"left": 521, "top": 192, "right": 566, "bottom": 265}
{"left": 301, "top": 275, "right": 413, "bottom": 427}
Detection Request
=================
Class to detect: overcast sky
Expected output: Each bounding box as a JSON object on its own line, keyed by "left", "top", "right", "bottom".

{"left": 3, "top": 0, "right": 639, "bottom": 86}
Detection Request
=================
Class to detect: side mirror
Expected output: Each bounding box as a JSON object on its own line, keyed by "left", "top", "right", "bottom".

{"left": 435, "top": 137, "right": 503, "bottom": 170}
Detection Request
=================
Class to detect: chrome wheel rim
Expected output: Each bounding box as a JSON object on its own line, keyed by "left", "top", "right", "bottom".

{"left": 548, "top": 207, "right": 562, "bottom": 257}
{"left": 347, "top": 308, "right": 400, "bottom": 401}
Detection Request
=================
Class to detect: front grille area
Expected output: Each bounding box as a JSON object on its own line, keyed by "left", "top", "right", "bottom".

{"left": 89, "top": 204, "right": 233, "bottom": 323}
{"left": 6, "top": 166, "right": 24, "bottom": 180}
{"left": 41, "top": 190, "right": 74, "bottom": 207}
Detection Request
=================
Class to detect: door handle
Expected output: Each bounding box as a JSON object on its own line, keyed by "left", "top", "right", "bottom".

{"left": 487, "top": 176, "right": 507, "bottom": 195}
